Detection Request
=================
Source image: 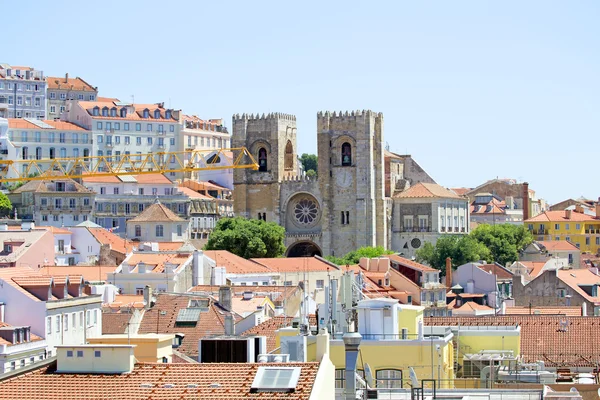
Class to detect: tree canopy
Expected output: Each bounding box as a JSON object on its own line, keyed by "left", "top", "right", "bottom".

{"left": 326, "top": 246, "right": 394, "bottom": 266}
{"left": 0, "top": 192, "right": 11, "bottom": 218}
{"left": 204, "top": 217, "right": 286, "bottom": 259}
{"left": 300, "top": 153, "right": 318, "bottom": 177}
{"left": 415, "top": 223, "right": 534, "bottom": 272}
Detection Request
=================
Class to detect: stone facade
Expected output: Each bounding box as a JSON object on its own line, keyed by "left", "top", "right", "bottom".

{"left": 232, "top": 111, "right": 387, "bottom": 257}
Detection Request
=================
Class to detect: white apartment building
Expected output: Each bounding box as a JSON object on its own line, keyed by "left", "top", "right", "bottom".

{"left": 46, "top": 73, "right": 97, "bottom": 119}
{"left": 63, "top": 99, "right": 182, "bottom": 179}
{"left": 0, "top": 64, "right": 46, "bottom": 119}
{"left": 0, "top": 118, "right": 92, "bottom": 179}
{"left": 83, "top": 173, "right": 189, "bottom": 236}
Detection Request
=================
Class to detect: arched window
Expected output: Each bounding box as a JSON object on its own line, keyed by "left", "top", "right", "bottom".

{"left": 110, "top": 108, "right": 116, "bottom": 117}
{"left": 22, "top": 146, "right": 28, "bottom": 160}
{"left": 165, "top": 110, "right": 171, "bottom": 119}
{"left": 83, "top": 148, "right": 90, "bottom": 158}
{"left": 101, "top": 107, "right": 108, "bottom": 117}
{"left": 341, "top": 142, "right": 352, "bottom": 166}
{"left": 73, "top": 148, "right": 79, "bottom": 158}
{"left": 154, "top": 110, "right": 161, "bottom": 119}
{"left": 134, "top": 225, "right": 141, "bottom": 237}
{"left": 284, "top": 140, "right": 293, "bottom": 171}
{"left": 120, "top": 108, "right": 127, "bottom": 117}
{"left": 49, "top": 147, "right": 55, "bottom": 159}
{"left": 60, "top": 148, "right": 67, "bottom": 158}
{"left": 35, "top": 147, "right": 42, "bottom": 160}
{"left": 258, "top": 147, "right": 267, "bottom": 172}
{"left": 143, "top": 109, "right": 149, "bottom": 118}
{"left": 92, "top": 107, "right": 99, "bottom": 116}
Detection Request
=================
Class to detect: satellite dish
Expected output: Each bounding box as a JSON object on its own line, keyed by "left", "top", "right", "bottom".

{"left": 364, "top": 363, "right": 374, "bottom": 388}
{"left": 409, "top": 367, "right": 419, "bottom": 388}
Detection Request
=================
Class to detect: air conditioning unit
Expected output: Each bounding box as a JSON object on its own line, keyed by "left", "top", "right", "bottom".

{"left": 280, "top": 335, "right": 307, "bottom": 362}
{"left": 256, "top": 354, "right": 290, "bottom": 363}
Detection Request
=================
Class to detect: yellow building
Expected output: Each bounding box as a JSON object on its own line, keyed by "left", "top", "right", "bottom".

{"left": 87, "top": 333, "right": 174, "bottom": 363}
{"left": 526, "top": 209, "right": 600, "bottom": 254}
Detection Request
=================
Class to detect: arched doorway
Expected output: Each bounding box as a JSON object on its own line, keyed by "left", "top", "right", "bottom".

{"left": 287, "top": 241, "right": 322, "bottom": 258}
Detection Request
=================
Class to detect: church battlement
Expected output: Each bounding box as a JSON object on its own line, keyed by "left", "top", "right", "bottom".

{"left": 232, "top": 112, "right": 297, "bottom": 141}
{"left": 317, "top": 110, "right": 383, "bottom": 132}
{"left": 281, "top": 174, "right": 316, "bottom": 183}
{"left": 233, "top": 112, "right": 296, "bottom": 122}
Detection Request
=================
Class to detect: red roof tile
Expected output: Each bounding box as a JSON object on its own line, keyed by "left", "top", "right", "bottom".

{"left": 426, "top": 316, "right": 600, "bottom": 367}
{"left": 242, "top": 316, "right": 317, "bottom": 353}
{"left": 128, "top": 202, "right": 185, "bottom": 223}
{"left": 388, "top": 254, "right": 437, "bottom": 272}
{"left": 537, "top": 241, "right": 580, "bottom": 252}
{"left": 0, "top": 361, "right": 320, "bottom": 399}
{"left": 526, "top": 210, "right": 596, "bottom": 222}
{"left": 393, "top": 182, "right": 464, "bottom": 199}
{"left": 476, "top": 264, "right": 514, "bottom": 280}
{"left": 40, "top": 266, "right": 116, "bottom": 283}
{"left": 87, "top": 228, "right": 133, "bottom": 255}
{"left": 250, "top": 256, "right": 338, "bottom": 273}
{"left": 505, "top": 306, "right": 582, "bottom": 316}
{"left": 101, "top": 313, "right": 134, "bottom": 334}
{"left": 203, "top": 251, "right": 272, "bottom": 274}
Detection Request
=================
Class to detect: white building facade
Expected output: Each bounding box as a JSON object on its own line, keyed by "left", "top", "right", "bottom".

{"left": 0, "top": 64, "right": 46, "bottom": 119}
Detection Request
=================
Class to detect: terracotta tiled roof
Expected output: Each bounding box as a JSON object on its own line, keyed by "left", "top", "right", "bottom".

{"left": 250, "top": 256, "right": 338, "bottom": 273}
{"left": 526, "top": 210, "right": 596, "bottom": 222}
{"left": 41, "top": 226, "right": 72, "bottom": 235}
{"left": 101, "top": 312, "right": 134, "bottom": 334}
{"left": 105, "top": 294, "right": 145, "bottom": 310}
{"left": 0, "top": 321, "right": 43, "bottom": 347}
{"left": 177, "top": 186, "right": 214, "bottom": 200}
{"left": 517, "top": 261, "right": 547, "bottom": 278}
{"left": 537, "top": 241, "right": 580, "bottom": 252}
{"left": 451, "top": 187, "right": 471, "bottom": 196}
{"left": 476, "top": 264, "right": 514, "bottom": 280}
{"left": 157, "top": 242, "right": 187, "bottom": 251}
{"left": 46, "top": 76, "right": 95, "bottom": 91}
{"left": 455, "top": 302, "right": 493, "bottom": 312}
{"left": 505, "top": 306, "right": 582, "bottom": 316}
{"left": 388, "top": 254, "right": 437, "bottom": 272}
{"left": 6, "top": 119, "right": 87, "bottom": 131}
{"left": 83, "top": 173, "right": 172, "bottom": 184}
{"left": 231, "top": 296, "right": 271, "bottom": 316}
{"left": 203, "top": 251, "right": 272, "bottom": 274}
{"left": 81, "top": 174, "right": 121, "bottom": 183}
{"left": 40, "top": 266, "right": 116, "bottom": 283}
{"left": 128, "top": 202, "right": 185, "bottom": 223}
{"left": 181, "top": 180, "right": 230, "bottom": 192}
{"left": 78, "top": 101, "right": 178, "bottom": 122}
{"left": 556, "top": 269, "right": 600, "bottom": 304}
{"left": 393, "top": 182, "right": 464, "bottom": 199}
{"left": 242, "top": 316, "right": 317, "bottom": 353}
{"left": 189, "top": 285, "right": 298, "bottom": 304}
{"left": 138, "top": 293, "right": 233, "bottom": 358}
{"left": 425, "top": 315, "right": 600, "bottom": 367}
{"left": 125, "top": 253, "right": 191, "bottom": 274}
{"left": 11, "top": 176, "right": 92, "bottom": 194}
{"left": 12, "top": 276, "right": 53, "bottom": 287}
{"left": 132, "top": 174, "right": 173, "bottom": 184}
{"left": 96, "top": 96, "right": 120, "bottom": 102}
{"left": 0, "top": 361, "right": 320, "bottom": 400}
{"left": 87, "top": 227, "right": 133, "bottom": 255}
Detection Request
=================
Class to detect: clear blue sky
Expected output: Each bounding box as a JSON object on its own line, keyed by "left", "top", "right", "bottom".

{"left": 4, "top": 1, "right": 599, "bottom": 204}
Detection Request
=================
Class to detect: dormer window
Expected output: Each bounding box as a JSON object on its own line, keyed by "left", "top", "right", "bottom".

{"left": 165, "top": 110, "right": 171, "bottom": 119}
{"left": 120, "top": 108, "right": 127, "bottom": 117}
{"left": 143, "top": 109, "right": 149, "bottom": 118}
{"left": 3, "top": 244, "right": 12, "bottom": 253}
{"left": 110, "top": 108, "right": 117, "bottom": 117}
{"left": 154, "top": 110, "right": 161, "bottom": 119}
{"left": 92, "top": 107, "right": 99, "bottom": 116}
{"left": 101, "top": 107, "right": 108, "bottom": 117}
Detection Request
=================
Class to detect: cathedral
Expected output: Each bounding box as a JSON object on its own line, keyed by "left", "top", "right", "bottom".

{"left": 231, "top": 110, "right": 452, "bottom": 258}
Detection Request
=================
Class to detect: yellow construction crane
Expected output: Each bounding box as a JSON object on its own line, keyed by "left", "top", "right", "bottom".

{"left": 0, "top": 147, "right": 258, "bottom": 183}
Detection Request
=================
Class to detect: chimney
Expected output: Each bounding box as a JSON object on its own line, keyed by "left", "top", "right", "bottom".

{"left": 565, "top": 209, "right": 572, "bottom": 219}
{"left": 342, "top": 332, "right": 362, "bottom": 399}
{"left": 0, "top": 302, "right": 4, "bottom": 322}
{"left": 575, "top": 204, "right": 584, "bottom": 214}
{"left": 143, "top": 285, "right": 153, "bottom": 310}
{"left": 218, "top": 286, "right": 232, "bottom": 311}
{"left": 224, "top": 314, "right": 235, "bottom": 336}
{"left": 445, "top": 257, "right": 453, "bottom": 288}
{"left": 64, "top": 72, "right": 68, "bottom": 82}
{"left": 582, "top": 302, "right": 587, "bottom": 317}
{"left": 596, "top": 197, "right": 600, "bottom": 219}
{"left": 522, "top": 182, "right": 529, "bottom": 221}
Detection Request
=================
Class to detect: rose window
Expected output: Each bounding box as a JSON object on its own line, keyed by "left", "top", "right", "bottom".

{"left": 294, "top": 198, "right": 318, "bottom": 225}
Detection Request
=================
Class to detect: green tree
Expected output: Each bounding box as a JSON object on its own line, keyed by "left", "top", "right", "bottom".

{"left": 326, "top": 246, "right": 394, "bottom": 266}
{"left": 300, "top": 153, "right": 318, "bottom": 176}
{"left": 204, "top": 217, "right": 285, "bottom": 258}
{"left": 415, "top": 235, "right": 491, "bottom": 272}
{"left": 0, "top": 192, "right": 11, "bottom": 218}
{"left": 305, "top": 169, "right": 317, "bottom": 179}
{"left": 469, "top": 224, "right": 533, "bottom": 266}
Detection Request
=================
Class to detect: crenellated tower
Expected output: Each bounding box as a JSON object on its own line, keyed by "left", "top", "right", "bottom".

{"left": 231, "top": 112, "right": 298, "bottom": 223}
{"left": 316, "top": 110, "right": 387, "bottom": 256}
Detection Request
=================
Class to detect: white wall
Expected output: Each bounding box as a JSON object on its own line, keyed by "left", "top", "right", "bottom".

{"left": 69, "top": 227, "right": 101, "bottom": 264}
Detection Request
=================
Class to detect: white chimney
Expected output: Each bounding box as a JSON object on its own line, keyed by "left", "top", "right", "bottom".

{"left": 0, "top": 302, "right": 5, "bottom": 322}
{"left": 582, "top": 302, "right": 587, "bottom": 317}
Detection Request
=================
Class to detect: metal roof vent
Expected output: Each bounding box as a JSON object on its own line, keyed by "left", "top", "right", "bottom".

{"left": 140, "top": 383, "right": 153, "bottom": 388}
{"left": 186, "top": 383, "right": 199, "bottom": 388}
{"left": 163, "top": 383, "right": 175, "bottom": 388}
{"left": 209, "top": 383, "right": 222, "bottom": 388}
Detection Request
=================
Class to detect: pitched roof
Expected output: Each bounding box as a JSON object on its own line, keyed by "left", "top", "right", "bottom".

{"left": 393, "top": 182, "right": 463, "bottom": 199}
{"left": 46, "top": 76, "right": 96, "bottom": 91}
{"left": 104, "top": 294, "right": 145, "bottom": 310}
{"left": 556, "top": 269, "right": 600, "bottom": 304}
{"left": 537, "top": 241, "right": 580, "bottom": 252}
{"left": 177, "top": 186, "right": 214, "bottom": 200}
{"left": 0, "top": 361, "right": 320, "bottom": 400}
{"left": 125, "top": 253, "right": 191, "bottom": 273}
{"left": 82, "top": 173, "right": 173, "bottom": 184}
{"left": 425, "top": 315, "right": 600, "bottom": 367}
{"left": 11, "top": 176, "right": 92, "bottom": 194}
{"left": 451, "top": 187, "right": 471, "bottom": 196}
{"left": 127, "top": 202, "right": 185, "bottom": 223}
{"left": 203, "top": 251, "right": 272, "bottom": 274}
{"left": 6, "top": 119, "right": 87, "bottom": 131}
{"left": 242, "top": 316, "right": 317, "bottom": 353}
{"left": 0, "top": 321, "right": 43, "bottom": 347}
{"left": 250, "top": 256, "right": 337, "bottom": 273}
{"left": 517, "top": 261, "right": 548, "bottom": 278}
{"left": 40, "top": 266, "right": 116, "bottom": 283}
{"left": 87, "top": 227, "right": 133, "bottom": 255}
{"left": 505, "top": 306, "right": 582, "bottom": 316}
{"left": 387, "top": 254, "right": 437, "bottom": 272}
{"left": 101, "top": 313, "right": 134, "bottom": 334}
{"left": 138, "top": 293, "right": 233, "bottom": 358}
{"left": 526, "top": 210, "right": 596, "bottom": 222}
{"left": 190, "top": 285, "right": 298, "bottom": 304}
{"left": 476, "top": 264, "right": 514, "bottom": 280}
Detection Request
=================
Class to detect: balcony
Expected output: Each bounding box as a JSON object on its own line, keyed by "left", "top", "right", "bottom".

{"left": 532, "top": 230, "right": 546, "bottom": 235}
{"left": 105, "top": 142, "right": 114, "bottom": 148}
{"left": 402, "top": 227, "right": 432, "bottom": 233}
{"left": 156, "top": 130, "right": 166, "bottom": 135}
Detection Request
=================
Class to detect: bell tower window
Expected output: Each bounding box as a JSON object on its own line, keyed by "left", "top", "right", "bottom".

{"left": 258, "top": 148, "right": 267, "bottom": 172}
{"left": 341, "top": 142, "right": 352, "bottom": 166}
{"left": 284, "top": 140, "right": 293, "bottom": 171}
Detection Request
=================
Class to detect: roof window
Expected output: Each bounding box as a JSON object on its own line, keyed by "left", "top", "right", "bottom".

{"left": 250, "top": 367, "right": 301, "bottom": 393}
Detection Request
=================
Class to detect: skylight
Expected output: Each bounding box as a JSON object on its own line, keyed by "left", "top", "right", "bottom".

{"left": 250, "top": 367, "right": 301, "bottom": 393}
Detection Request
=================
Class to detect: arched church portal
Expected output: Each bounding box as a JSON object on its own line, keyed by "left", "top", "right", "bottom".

{"left": 286, "top": 242, "right": 322, "bottom": 258}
